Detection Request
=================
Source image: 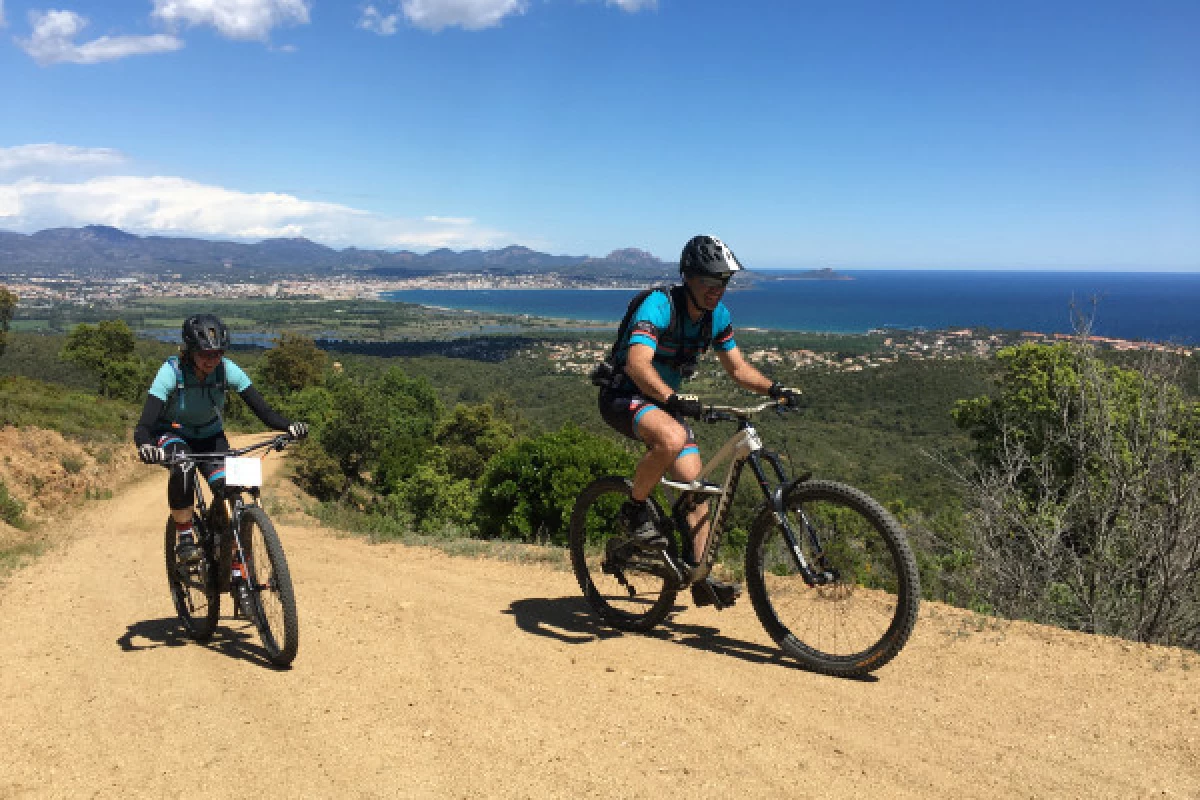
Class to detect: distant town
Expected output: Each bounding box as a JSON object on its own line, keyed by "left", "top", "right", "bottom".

{"left": 3, "top": 273, "right": 592, "bottom": 305}
{"left": 4, "top": 272, "right": 1193, "bottom": 360}
{"left": 538, "top": 328, "right": 1195, "bottom": 377}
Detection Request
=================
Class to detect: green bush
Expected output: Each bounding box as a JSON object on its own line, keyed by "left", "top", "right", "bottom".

{"left": 477, "top": 424, "right": 636, "bottom": 545}
{"left": 0, "top": 376, "right": 136, "bottom": 442}
{"left": 390, "top": 462, "right": 475, "bottom": 533}
{"left": 0, "top": 479, "right": 24, "bottom": 527}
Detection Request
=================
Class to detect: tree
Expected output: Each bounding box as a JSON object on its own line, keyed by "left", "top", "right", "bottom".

{"left": 951, "top": 341, "right": 1200, "bottom": 647}
{"left": 316, "top": 367, "right": 442, "bottom": 488}
{"left": 58, "top": 320, "right": 146, "bottom": 400}
{"left": 477, "top": 424, "right": 636, "bottom": 545}
{"left": 0, "top": 287, "right": 16, "bottom": 359}
{"left": 260, "top": 332, "right": 328, "bottom": 393}
{"left": 432, "top": 402, "right": 518, "bottom": 482}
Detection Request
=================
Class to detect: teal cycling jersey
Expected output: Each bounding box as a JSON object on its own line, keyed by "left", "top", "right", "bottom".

{"left": 615, "top": 292, "right": 737, "bottom": 391}
{"left": 147, "top": 357, "right": 252, "bottom": 439}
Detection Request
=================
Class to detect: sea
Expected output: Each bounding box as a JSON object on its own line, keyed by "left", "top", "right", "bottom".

{"left": 384, "top": 271, "right": 1200, "bottom": 345}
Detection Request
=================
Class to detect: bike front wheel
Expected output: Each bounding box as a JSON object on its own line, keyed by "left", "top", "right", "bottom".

{"left": 746, "top": 480, "right": 920, "bottom": 678}
{"left": 239, "top": 507, "right": 299, "bottom": 667}
{"left": 165, "top": 517, "right": 219, "bottom": 641}
{"left": 568, "top": 477, "right": 678, "bottom": 632}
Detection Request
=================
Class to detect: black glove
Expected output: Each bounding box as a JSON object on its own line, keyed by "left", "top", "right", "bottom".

{"left": 138, "top": 444, "right": 166, "bottom": 464}
{"left": 664, "top": 393, "right": 703, "bottom": 419}
{"left": 768, "top": 381, "right": 803, "bottom": 407}
{"left": 287, "top": 422, "right": 309, "bottom": 440}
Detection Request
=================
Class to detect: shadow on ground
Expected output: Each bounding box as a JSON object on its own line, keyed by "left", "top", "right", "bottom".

{"left": 505, "top": 595, "right": 831, "bottom": 673}
{"left": 117, "top": 616, "right": 284, "bottom": 670}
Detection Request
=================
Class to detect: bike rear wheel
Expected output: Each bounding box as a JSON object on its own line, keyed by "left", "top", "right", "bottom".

{"left": 239, "top": 507, "right": 299, "bottom": 667}
{"left": 165, "top": 517, "right": 219, "bottom": 641}
{"left": 746, "top": 480, "right": 920, "bottom": 678}
{"left": 568, "top": 477, "right": 678, "bottom": 632}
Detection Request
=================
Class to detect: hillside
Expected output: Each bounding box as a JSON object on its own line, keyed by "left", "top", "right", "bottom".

{"left": 0, "top": 436, "right": 1196, "bottom": 797}
{"left": 0, "top": 225, "right": 675, "bottom": 280}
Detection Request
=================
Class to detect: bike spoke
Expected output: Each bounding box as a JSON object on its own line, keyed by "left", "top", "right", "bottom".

{"left": 569, "top": 477, "right": 678, "bottom": 632}
{"left": 748, "top": 481, "right": 919, "bottom": 677}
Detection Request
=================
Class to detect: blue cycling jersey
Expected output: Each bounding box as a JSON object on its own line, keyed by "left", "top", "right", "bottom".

{"left": 147, "top": 357, "right": 252, "bottom": 439}
{"left": 614, "top": 292, "right": 737, "bottom": 391}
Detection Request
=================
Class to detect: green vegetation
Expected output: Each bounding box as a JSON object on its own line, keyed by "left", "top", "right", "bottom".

{"left": 12, "top": 297, "right": 608, "bottom": 341}
{"left": 59, "top": 319, "right": 153, "bottom": 401}
{"left": 0, "top": 479, "right": 24, "bottom": 528}
{"left": 949, "top": 342, "right": 1200, "bottom": 648}
{"left": 5, "top": 299, "right": 1199, "bottom": 651}
{"left": 0, "top": 376, "right": 138, "bottom": 441}
{"left": 0, "top": 286, "right": 16, "bottom": 358}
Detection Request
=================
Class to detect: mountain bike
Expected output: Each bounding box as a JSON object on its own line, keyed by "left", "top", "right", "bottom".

{"left": 568, "top": 400, "right": 920, "bottom": 678}
{"left": 164, "top": 435, "right": 299, "bottom": 667}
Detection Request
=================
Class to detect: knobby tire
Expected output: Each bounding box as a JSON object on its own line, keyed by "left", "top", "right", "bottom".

{"left": 239, "top": 507, "right": 299, "bottom": 667}
{"left": 165, "top": 516, "right": 219, "bottom": 641}
{"left": 746, "top": 480, "right": 920, "bottom": 678}
{"left": 569, "top": 476, "right": 677, "bottom": 632}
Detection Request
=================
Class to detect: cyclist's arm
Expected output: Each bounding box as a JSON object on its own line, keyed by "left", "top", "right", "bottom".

{"left": 238, "top": 385, "right": 291, "bottom": 431}
{"left": 133, "top": 394, "right": 166, "bottom": 447}
{"left": 716, "top": 346, "right": 776, "bottom": 394}
{"left": 625, "top": 344, "right": 677, "bottom": 405}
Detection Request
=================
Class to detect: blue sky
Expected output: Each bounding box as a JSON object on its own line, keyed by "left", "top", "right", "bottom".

{"left": 0, "top": 0, "right": 1197, "bottom": 269}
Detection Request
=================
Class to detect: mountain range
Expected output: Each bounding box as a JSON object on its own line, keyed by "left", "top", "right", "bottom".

{"left": 0, "top": 225, "right": 675, "bottom": 281}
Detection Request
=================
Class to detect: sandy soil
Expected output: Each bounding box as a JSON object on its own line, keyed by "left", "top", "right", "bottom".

{"left": 1, "top": 446, "right": 1198, "bottom": 799}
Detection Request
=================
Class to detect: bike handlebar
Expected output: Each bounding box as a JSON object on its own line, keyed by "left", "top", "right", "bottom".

{"left": 165, "top": 434, "right": 295, "bottom": 465}
{"left": 701, "top": 399, "right": 797, "bottom": 423}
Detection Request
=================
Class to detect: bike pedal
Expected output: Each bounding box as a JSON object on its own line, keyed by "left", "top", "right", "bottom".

{"left": 691, "top": 580, "right": 741, "bottom": 610}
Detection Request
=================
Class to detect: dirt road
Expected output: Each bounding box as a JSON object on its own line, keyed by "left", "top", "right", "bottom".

{"left": 1, "top": 454, "right": 1197, "bottom": 799}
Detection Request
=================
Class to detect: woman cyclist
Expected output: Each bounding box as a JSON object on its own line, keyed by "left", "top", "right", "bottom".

{"left": 133, "top": 314, "right": 308, "bottom": 564}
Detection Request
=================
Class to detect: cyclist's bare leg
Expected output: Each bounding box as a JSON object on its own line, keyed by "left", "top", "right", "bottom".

{"left": 668, "top": 451, "right": 710, "bottom": 562}
{"left": 630, "top": 409, "right": 689, "bottom": 502}
{"left": 170, "top": 507, "right": 194, "bottom": 526}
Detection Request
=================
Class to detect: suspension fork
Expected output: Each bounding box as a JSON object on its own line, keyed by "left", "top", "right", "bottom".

{"left": 747, "top": 450, "right": 828, "bottom": 586}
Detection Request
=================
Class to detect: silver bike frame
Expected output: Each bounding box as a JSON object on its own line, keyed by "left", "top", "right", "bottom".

{"left": 656, "top": 401, "right": 774, "bottom": 583}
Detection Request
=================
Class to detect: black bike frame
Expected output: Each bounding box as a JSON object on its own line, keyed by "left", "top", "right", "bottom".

{"left": 170, "top": 436, "right": 288, "bottom": 594}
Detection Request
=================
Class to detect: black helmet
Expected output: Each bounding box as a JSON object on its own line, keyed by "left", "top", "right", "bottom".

{"left": 680, "top": 235, "right": 744, "bottom": 278}
{"left": 181, "top": 314, "right": 230, "bottom": 352}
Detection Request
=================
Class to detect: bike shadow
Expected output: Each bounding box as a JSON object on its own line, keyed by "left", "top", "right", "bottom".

{"left": 116, "top": 616, "right": 284, "bottom": 670}
{"left": 505, "top": 596, "right": 869, "bottom": 677}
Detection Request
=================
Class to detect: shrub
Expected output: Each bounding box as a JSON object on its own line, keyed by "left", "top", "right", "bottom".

{"left": 477, "top": 424, "right": 636, "bottom": 545}
{"left": 0, "top": 479, "right": 24, "bottom": 527}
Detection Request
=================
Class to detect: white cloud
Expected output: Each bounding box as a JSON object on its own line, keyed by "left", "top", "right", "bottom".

{"left": 607, "top": 0, "right": 657, "bottom": 10}
{"left": 19, "top": 10, "right": 184, "bottom": 65}
{"left": 151, "top": 0, "right": 310, "bottom": 41}
{"left": 358, "top": 4, "right": 400, "bottom": 35}
{"left": 0, "top": 173, "right": 511, "bottom": 250}
{"left": 399, "top": 0, "right": 527, "bottom": 33}
{"left": 0, "top": 144, "right": 128, "bottom": 173}
{"left": 0, "top": 1, "right": 7, "bottom": 28}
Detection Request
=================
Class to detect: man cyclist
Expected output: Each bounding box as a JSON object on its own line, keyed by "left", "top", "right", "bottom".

{"left": 133, "top": 314, "right": 308, "bottom": 564}
{"left": 597, "top": 235, "right": 800, "bottom": 608}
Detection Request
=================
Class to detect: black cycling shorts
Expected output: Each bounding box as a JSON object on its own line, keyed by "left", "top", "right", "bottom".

{"left": 156, "top": 431, "right": 231, "bottom": 510}
{"left": 598, "top": 389, "right": 698, "bottom": 460}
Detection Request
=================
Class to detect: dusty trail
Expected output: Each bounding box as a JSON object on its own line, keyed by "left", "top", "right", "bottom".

{"left": 1, "top": 450, "right": 1197, "bottom": 799}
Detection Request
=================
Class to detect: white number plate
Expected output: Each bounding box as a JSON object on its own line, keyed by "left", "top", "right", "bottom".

{"left": 224, "top": 457, "right": 262, "bottom": 488}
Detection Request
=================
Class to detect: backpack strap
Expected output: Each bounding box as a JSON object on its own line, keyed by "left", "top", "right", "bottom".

{"left": 665, "top": 285, "right": 712, "bottom": 371}
{"left": 163, "top": 354, "right": 226, "bottom": 427}
{"left": 167, "top": 355, "right": 184, "bottom": 393}
{"left": 606, "top": 286, "right": 670, "bottom": 366}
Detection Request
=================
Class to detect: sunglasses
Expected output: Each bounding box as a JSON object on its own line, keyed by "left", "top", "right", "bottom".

{"left": 196, "top": 349, "right": 225, "bottom": 359}
{"left": 694, "top": 275, "right": 731, "bottom": 289}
